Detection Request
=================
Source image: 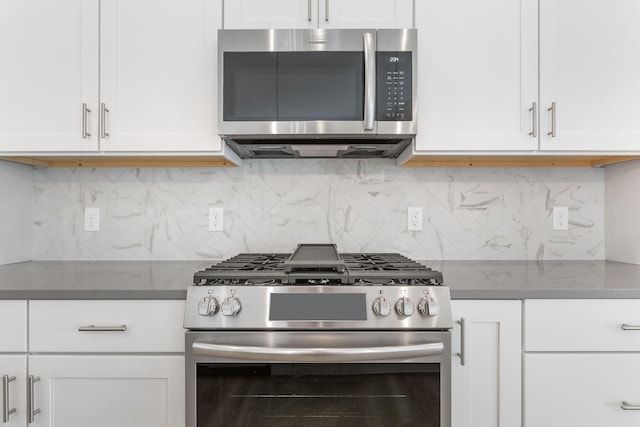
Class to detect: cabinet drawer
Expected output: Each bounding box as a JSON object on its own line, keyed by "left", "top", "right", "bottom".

{"left": 0, "top": 300, "right": 27, "bottom": 352}
{"left": 525, "top": 353, "right": 640, "bottom": 427}
{"left": 524, "top": 299, "right": 640, "bottom": 351}
{"left": 29, "top": 300, "right": 184, "bottom": 353}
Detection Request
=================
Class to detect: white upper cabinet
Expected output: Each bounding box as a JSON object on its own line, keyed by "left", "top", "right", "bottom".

{"left": 414, "top": 0, "right": 539, "bottom": 152}
{"left": 0, "top": 0, "right": 222, "bottom": 154}
{"left": 414, "top": 0, "right": 640, "bottom": 154}
{"left": 539, "top": 0, "right": 640, "bottom": 151}
{"left": 0, "top": 0, "right": 99, "bottom": 152}
{"left": 99, "top": 0, "right": 221, "bottom": 152}
{"left": 224, "top": 0, "right": 413, "bottom": 29}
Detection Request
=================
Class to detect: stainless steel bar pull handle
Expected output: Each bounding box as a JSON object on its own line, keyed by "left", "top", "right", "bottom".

{"left": 363, "top": 32, "right": 375, "bottom": 131}
{"left": 82, "top": 103, "right": 91, "bottom": 138}
{"left": 325, "top": 0, "right": 329, "bottom": 21}
{"left": 456, "top": 318, "right": 466, "bottom": 366}
{"left": 2, "top": 375, "right": 16, "bottom": 423}
{"left": 193, "top": 341, "right": 444, "bottom": 362}
{"left": 621, "top": 324, "right": 640, "bottom": 331}
{"left": 78, "top": 324, "right": 127, "bottom": 332}
{"left": 528, "top": 102, "right": 537, "bottom": 137}
{"left": 100, "top": 103, "right": 110, "bottom": 138}
{"left": 307, "top": 0, "right": 312, "bottom": 21}
{"left": 621, "top": 401, "right": 640, "bottom": 410}
{"left": 27, "top": 375, "right": 40, "bottom": 424}
{"left": 547, "top": 101, "right": 556, "bottom": 137}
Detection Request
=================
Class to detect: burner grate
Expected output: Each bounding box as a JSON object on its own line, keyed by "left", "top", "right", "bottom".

{"left": 194, "top": 251, "right": 443, "bottom": 286}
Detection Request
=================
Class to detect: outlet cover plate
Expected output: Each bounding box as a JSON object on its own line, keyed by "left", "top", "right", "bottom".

{"left": 209, "top": 207, "right": 223, "bottom": 231}
{"left": 84, "top": 207, "right": 100, "bottom": 232}
{"left": 408, "top": 207, "right": 423, "bottom": 231}
{"left": 553, "top": 206, "right": 569, "bottom": 230}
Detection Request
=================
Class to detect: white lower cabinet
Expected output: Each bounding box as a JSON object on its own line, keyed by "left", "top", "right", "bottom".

{"left": 0, "top": 356, "right": 27, "bottom": 426}
{"left": 24, "top": 299, "right": 186, "bottom": 427}
{"left": 523, "top": 299, "right": 640, "bottom": 427}
{"left": 451, "top": 300, "right": 522, "bottom": 427}
{"left": 525, "top": 353, "right": 640, "bottom": 427}
{"left": 28, "top": 355, "right": 184, "bottom": 427}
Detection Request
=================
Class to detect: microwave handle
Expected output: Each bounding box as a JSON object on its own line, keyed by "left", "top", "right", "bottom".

{"left": 363, "top": 32, "right": 375, "bottom": 131}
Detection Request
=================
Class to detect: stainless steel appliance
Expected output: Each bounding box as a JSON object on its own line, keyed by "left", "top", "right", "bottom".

{"left": 218, "top": 29, "right": 417, "bottom": 159}
{"left": 184, "top": 244, "right": 452, "bottom": 427}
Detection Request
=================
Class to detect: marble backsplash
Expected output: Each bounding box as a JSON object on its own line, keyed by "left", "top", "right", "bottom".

{"left": 32, "top": 160, "right": 605, "bottom": 260}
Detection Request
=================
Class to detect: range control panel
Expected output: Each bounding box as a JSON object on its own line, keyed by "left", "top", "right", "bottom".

{"left": 184, "top": 285, "right": 452, "bottom": 330}
{"left": 376, "top": 51, "right": 413, "bottom": 121}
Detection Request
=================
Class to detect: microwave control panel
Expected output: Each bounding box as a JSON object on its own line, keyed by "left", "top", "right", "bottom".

{"left": 376, "top": 51, "right": 413, "bottom": 121}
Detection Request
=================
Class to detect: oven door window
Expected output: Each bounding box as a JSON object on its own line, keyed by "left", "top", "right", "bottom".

{"left": 223, "top": 52, "right": 364, "bottom": 122}
{"left": 196, "top": 363, "right": 439, "bottom": 426}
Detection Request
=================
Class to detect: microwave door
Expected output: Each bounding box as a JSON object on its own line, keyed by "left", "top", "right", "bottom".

{"left": 219, "top": 29, "right": 377, "bottom": 137}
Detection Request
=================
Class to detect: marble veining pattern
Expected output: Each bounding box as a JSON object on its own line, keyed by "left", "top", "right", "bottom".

{"left": 32, "top": 160, "right": 605, "bottom": 260}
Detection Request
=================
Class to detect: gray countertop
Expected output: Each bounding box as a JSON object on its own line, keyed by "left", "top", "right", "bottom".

{"left": 1, "top": 260, "right": 640, "bottom": 300}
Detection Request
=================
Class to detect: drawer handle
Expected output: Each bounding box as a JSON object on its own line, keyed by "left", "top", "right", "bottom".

{"left": 78, "top": 324, "right": 127, "bottom": 332}
{"left": 621, "top": 401, "right": 640, "bottom": 410}
{"left": 28, "top": 375, "right": 40, "bottom": 423}
{"left": 2, "top": 375, "right": 17, "bottom": 423}
{"left": 621, "top": 324, "right": 640, "bottom": 331}
{"left": 456, "top": 318, "right": 466, "bottom": 366}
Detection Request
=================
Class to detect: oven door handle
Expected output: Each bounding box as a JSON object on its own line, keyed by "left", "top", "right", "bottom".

{"left": 192, "top": 341, "right": 444, "bottom": 362}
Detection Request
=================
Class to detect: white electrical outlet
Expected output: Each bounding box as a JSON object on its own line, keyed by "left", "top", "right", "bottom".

{"left": 209, "top": 207, "right": 224, "bottom": 231}
{"left": 84, "top": 207, "right": 100, "bottom": 232}
{"left": 553, "top": 206, "right": 569, "bottom": 230}
{"left": 408, "top": 207, "right": 423, "bottom": 231}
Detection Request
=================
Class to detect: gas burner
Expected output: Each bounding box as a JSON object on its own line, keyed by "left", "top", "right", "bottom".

{"left": 193, "top": 245, "right": 443, "bottom": 287}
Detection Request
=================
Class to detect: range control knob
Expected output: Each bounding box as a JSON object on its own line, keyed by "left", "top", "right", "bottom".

{"left": 221, "top": 297, "right": 242, "bottom": 317}
{"left": 395, "top": 296, "right": 414, "bottom": 317}
{"left": 197, "top": 296, "right": 219, "bottom": 316}
{"left": 418, "top": 297, "right": 439, "bottom": 317}
{"left": 372, "top": 296, "right": 392, "bottom": 317}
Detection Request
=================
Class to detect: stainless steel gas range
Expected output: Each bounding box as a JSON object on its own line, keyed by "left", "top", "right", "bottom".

{"left": 184, "top": 244, "right": 452, "bottom": 427}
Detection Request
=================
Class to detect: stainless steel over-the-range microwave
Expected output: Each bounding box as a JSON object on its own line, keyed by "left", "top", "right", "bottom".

{"left": 218, "top": 29, "right": 417, "bottom": 159}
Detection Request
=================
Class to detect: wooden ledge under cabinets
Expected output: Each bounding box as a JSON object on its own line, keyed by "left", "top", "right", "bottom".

{"left": 0, "top": 155, "right": 239, "bottom": 168}
{"left": 401, "top": 155, "right": 640, "bottom": 168}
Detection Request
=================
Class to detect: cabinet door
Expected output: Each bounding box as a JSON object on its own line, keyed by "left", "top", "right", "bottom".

{"left": 0, "top": 300, "right": 27, "bottom": 352}
{"left": 0, "top": 356, "right": 27, "bottom": 427}
{"left": 99, "top": 0, "right": 222, "bottom": 152}
{"left": 451, "top": 300, "right": 521, "bottom": 427}
{"left": 414, "top": 0, "right": 538, "bottom": 152}
{"left": 539, "top": 0, "right": 640, "bottom": 151}
{"left": 29, "top": 355, "right": 184, "bottom": 427}
{"left": 0, "top": 0, "right": 99, "bottom": 152}
{"left": 224, "top": 0, "right": 318, "bottom": 29}
{"left": 318, "top": 0, "right": 413, "bottom": 29}
{"left": 525, "top": 353, "right": 640, "bottom": 427}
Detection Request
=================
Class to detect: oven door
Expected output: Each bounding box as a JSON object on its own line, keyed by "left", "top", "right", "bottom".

{"left": 218, "top": 29, "right": 377, "bottom": 137}
{"left": 186, "top": 331, "right": 451, "bottom": 427}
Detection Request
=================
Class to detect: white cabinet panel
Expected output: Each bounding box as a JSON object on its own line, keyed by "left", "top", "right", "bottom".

{"left": 29, "top": 355, "right": 184, "bottom": 427}
{"left": 224, "top": 0, "right": 412, "bottom": 29}
{"left": 318, "top": 0, "right": 413, "bottom": 29}
{"left": 99, "top": 0, "right": 221, "bottom": 152}
{"left": 0, "top": 300, "right": 27, "bottom": 352}
{"left": 29, "top": 300, "right": 185, "bottom": 353}
{"left": 451, "top": 300, "right": 521, "bottom": 427}
{"left": 539, "top": 0, "right": 640, "bottom": 151}
{"left": 0, "top": 0, "right": 99, "bottom": 152}
{"left": 224, "top": 0, "right": 318, "bottom": 29}
{"left": 414, "top": 0, "right": 538, "bottom": 152}
{"left": 525, "top": 353, "right": 640, "bottom": 427}
{"left": 0, "top": 356, "right": 27, "bottom": 427}
{"left": 524, "top": 299, "right": 640, "bottom": 352}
